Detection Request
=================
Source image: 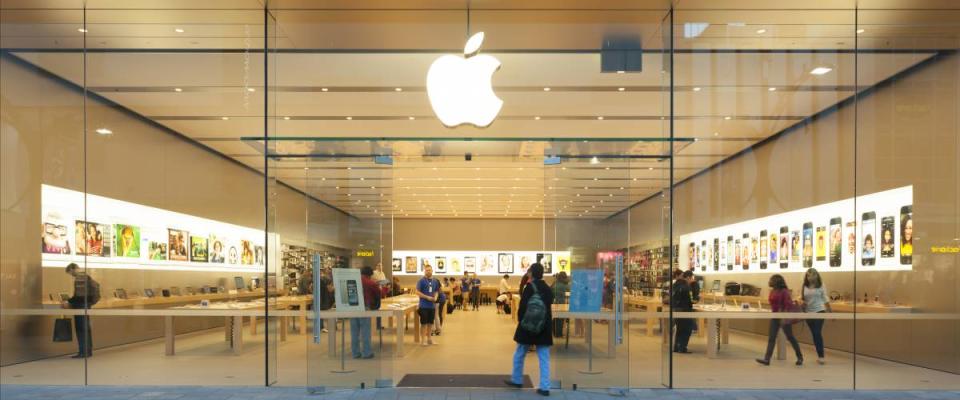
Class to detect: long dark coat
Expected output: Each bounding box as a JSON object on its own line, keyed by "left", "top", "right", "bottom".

{"left": 513, "top": 279, "right": 554, "bottom": 346}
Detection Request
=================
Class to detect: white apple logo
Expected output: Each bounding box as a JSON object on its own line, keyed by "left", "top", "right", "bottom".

{"left": 426, "top": 32, "right": 502, "bottom": 128}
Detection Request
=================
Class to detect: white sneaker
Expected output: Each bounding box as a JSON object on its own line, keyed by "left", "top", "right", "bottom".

{"left": 321, "top": 328, "right": 329, "bottom": 333}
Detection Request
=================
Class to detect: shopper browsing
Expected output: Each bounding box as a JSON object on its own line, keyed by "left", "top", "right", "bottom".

{"left": 417, "top": 266, "right": 440, "bottom": 345}
{"left": 470, "top": 273, "right": 482, "bottom": 311}
{"left": 756, "top": 274, "right": 804, "bottom": 366}
{"left": 550, "top": 271, "right": 570, "bottom": 338}
{"left": 434, "top": 276, "right": 447, "bottom": 335}
{"left": 504, "top": 263, "right": 554, "bottom": 396}
{"left": 460, "top": 272, "right": 472, "bottom": 311}
{"left": 63, "top": 263, "right": 100, "bottom": 358}
{"left": 318, "top": 268, "right": 335, "bottom": 333}
{"left": 498, "top": 274, "right": 511, "bottom": 313}
{"left": 350, "top": 266, "right": 380, "bottom": 359}
{"left": 671, "top": 270, "right": 695, "bottom": 354}
{"left": 801, "top": 268, "right": 831, "bottom": 365}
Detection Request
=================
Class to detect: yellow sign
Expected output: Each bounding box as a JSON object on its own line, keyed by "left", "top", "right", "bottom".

{"left": 356, "top": 249, "right": 375, "bottom": 257}
{"left": 931, "top": 246, "right": 960, "bottom": 254}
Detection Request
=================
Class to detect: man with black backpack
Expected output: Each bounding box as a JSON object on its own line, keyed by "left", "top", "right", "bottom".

{"left": 64, "top": 263, "right": 100, "bottom": 358}
{"left": 504, "top": 263, "right": 553, "bottom": 396}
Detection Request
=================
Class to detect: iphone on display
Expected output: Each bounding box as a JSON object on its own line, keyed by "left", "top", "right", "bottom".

{"left": 759, "top": 230, "right": 768, "bottom": 269}
{"left": 750, "top": 236, "right": 758, "bottom": 267}
{"left": 802, "top": 223, "right": 813, "bottom": 268}
{"left": 815, "top": 226, "right": 826, "bottom": 262}
{"left": 862, "top": 212, "right": 876, "bottom": 266}
{"left": 900, "top": 205, "right": 913, "bottom": 265}
{"left": 769, "top": 232, "right": 778, "bottom": 265}
{"left": 726, "top": 236, "right": 735, "bottom": 270}
{"left": 742, "top": 233, "right": 750, "bottom": 270}
{"left": 791, "top": 231, "right": 800, "bottom": 263}
{"left": 829, "top": 217, "right": 842, "bottom": 267}
{"left": 719, "top": 237, "right": 727, "bottom": 270}
{"left": 713, "top": 238, "right": 719, "bottom": 271}
{"left": 779, "top": 226, "right": 789, "bottom": 269}
{"left": 346, "top": 280, "right": 359, "bottom": 306}
{"left": 844, "top": 221, "right": 856, "bottom": 267}
{"left": 734, "top": 239, "right": 742, "bottom": 267}
{"left": 880, "top": 216, "right": 895, "bottom": 258}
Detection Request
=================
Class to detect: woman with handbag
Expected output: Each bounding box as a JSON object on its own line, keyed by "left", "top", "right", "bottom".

{"left": 801, "top": 268, "right": 831, "bottom": 365}
{"left": 756, "top": 274, "right": 804, "bottom": 366}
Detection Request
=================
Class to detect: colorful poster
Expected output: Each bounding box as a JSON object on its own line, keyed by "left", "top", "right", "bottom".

{"left": 420, "top": 257, "right": 433, "bottom": 272}
{"left": 392, "top": 258, "right": 402, "bottom": 272}
{"left": 255, "top": 245, "right": 265, "bottom": 266}
{"left": 479, "top": 254, "right": 495, "bottom": 274}
{"left": 569, "top": 269, "right": 603, "bottom": 313}
{"left": 537, "top": 253, "right": 553, "bottom": 274}
{"left": 74, "top": 221, "right": 110, "bottom": 257}
{"left": 228, "top": 244, "right": 239, "bottom": 264}
{"left": 148, "top": 240, "right": 167, "bottom": 261}
{"left": 190, "top": 236, "right": 208, "bottom": 262}
{"left": 209, "top": 235, "right": 226, "bottom": 263}
{"left": 450, "top": 257, "right": 462, "bottom": 274}
{"left": 517, "top": 253, "right": 534, "bottom": 275}
{"left": 463, "top": 256, "right": 476, "bottom": 273}
{"left": 42, "top": 221, "right": 72, "bottom": 255}
{"left": 168, "top": 229, "right": 189, "bottom": 261}
{"left": 556, "top": 254, "right": 571, "bottom": 274}
{"left": 240, "top": 240, "right": 254, "bottom": 265}
{"left": 435, "top": 256, "right": 447, "bottom": 273}
{"left": 114, "top": 224, "right": 141, "bottom": 258}
{"left": 405, "top": 256, "right": 418, "bottom": 273}
{"left": 498, "top": 253, "right": 514, "bottom": 274}
{"left": 815, "top": 226, "right": 827, "bottom": 261}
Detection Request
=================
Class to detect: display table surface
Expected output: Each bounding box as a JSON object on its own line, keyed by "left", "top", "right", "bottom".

{"left": 624, "top": 295, "right": 665, "bottom": 337}
{"left": 321, "top": 294, "right": 420, "bottom": 358}
{"left": 42, "top": 291, "right": 267, "bottom": 309}
{"left": 699, "top": 293, "right": 913, "bottom": 313}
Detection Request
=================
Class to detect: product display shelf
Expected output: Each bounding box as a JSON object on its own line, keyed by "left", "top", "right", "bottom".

{"left": 700, "top": 293, "right": 912, "bottom": 313}
{"left": 627, "top": 245, "right": 675, "bottom": 297}
{"left": 43, "top": 290, "right": 269, "bottom": 309}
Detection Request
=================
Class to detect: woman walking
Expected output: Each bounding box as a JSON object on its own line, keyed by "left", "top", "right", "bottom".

{"left": 801, "top": 268, "right": 831, "bottom": 364}
{"left": 756, "top": 274, "right": 804, "bottom": 366}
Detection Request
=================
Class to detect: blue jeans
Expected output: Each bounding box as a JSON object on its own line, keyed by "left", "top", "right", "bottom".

{"left": 350, "top": 318, "right": 372, "bottom": 357}
{"left": 511, "top": 344, "right": 550, "bottom": 390}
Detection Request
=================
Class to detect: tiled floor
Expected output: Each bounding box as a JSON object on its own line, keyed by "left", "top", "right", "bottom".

{"left": 1, "top": 385, "right": 959, "bottom": 400}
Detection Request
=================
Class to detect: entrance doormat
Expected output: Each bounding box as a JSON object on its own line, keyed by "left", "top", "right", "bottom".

{"left": 397, "top": 374, "right": 533, "bottom": 388}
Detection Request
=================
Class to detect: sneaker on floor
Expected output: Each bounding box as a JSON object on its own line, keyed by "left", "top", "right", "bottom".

{"left": 321, "top": 328, "right": 329, "bottom": 333}
{"left": 536, "top": 389, "right": 550, "bottom": 396}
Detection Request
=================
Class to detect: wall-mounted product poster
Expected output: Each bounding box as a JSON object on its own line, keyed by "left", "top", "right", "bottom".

{"left": 679, "top": 186, "right": 913, "bottom": 275}
{"left": 391, "top": 250, "right": 572, "bottom": 276}
{"left": 40, "top": 184, "right": 270, "bottom": 272}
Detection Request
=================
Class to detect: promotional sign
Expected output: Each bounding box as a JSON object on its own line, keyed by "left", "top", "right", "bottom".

{"left": 332, "top": 268, "right": 365, "bottom": 312}
{"left": 680, "top": 186, "right": 913, "bottom": 275}
{"left": 569, "top": 269, "right": 603, "bottom": 313}
{"left": 391, "top": 250, "right": 571, "bottom": 276}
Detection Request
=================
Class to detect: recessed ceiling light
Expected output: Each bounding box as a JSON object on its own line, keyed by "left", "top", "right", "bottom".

{"left": 345, "top": 116, "right": 352, "bottom": 120}
{"left": 534, "top": 116, "right": 541, "bottom": 120}
{"left": 713, "top": 132, "right": 719, "bottom": 136}
{"left": 768, "top": 87, "right": 777, "bottom": 91}
{"left": 590, "top": 156, "right": 599, "bottom": 164}
{"left": 408, "top": 116, "right": 415, "bottom": 120}
{"left": 174, "top": 87, "right": 183, "bottom": 92}
{"left": 810, "top": 67, "right": 833, "bottom": 75}
{"left": 856, "top": 29, "right": 865, "bottom": 34}
{"left": 347, "top": 167, "right": 351, "bottom": 170}
{"left": 693, "top": 87, "right": 702, "bottom": 92}
{"left": 756, "top": 28, "right": 767, "bottom": 34}
{"left": 95, "top": 128, "right": 112, "bottom": 135}
{"left": 303, "top": 167, "right": 309, "bottom": 170}
{"left": 175, "top": 28, "right": 185, "bottom": 33}
{"left": 724, "top": 116, "right": 732, "bottom": 120}
{"left": 648, "top": 167, "right": 654, "bottom": 170}
{"left": 617, "top": 87, "right": 625, "bottom": 92}
{"left": 347, "top": 193, "right": 352, "bottom": 197}
{"left": 597, "top": 116, "right": 604, "bottom": 120}
{"left": 77, "top": 28, "right": 88, "bottom": 33}
{"left": 283, "top": 116, "right": 291, "bottom": 120}
{"left": 543, "top": 87, "right": 551, "bottom": 92}
{"left": 247, "top": 87, "right": 255, "bottom": 92}
{"left": 321, "top": 177, "right": 326, "bottom": 181}
{"left": 221, "top": 117, "right": 229, "bottom": 120}
{"left": 395, "top": 88, "right": 402, "bottom": 92}
{"left": 321, "top": 87, "right": 329, "bottom": 92}
{"left": 359, "top": 177, "right": 364, "bottom": 181}
{"left": 335, "top": 186, "right": 340, "bottom": 189}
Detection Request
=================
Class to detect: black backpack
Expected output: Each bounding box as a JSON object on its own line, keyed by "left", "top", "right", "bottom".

{"left": 519, "top": 282, "right": 547, "bottom": 334}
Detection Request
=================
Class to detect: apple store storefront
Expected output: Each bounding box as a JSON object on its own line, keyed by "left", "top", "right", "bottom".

{"left": 2, "top": 1, "right": 960, "bottom": 393}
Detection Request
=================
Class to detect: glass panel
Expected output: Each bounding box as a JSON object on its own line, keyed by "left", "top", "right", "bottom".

{"left": 0, "top": 2, "right": 87, "bottom": 385}
{"left": 78, "top": 2, "right": 267, "bottom": 385}
{"left": 854, "top": 4, "right": 960, "bottom": 390}
{"left": 672, "top": 2, "right": 857, "bottom": 389}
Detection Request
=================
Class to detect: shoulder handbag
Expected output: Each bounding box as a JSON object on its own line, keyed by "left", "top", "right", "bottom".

{"left": 782, "top": 290, "right": 803, "bottom": 325}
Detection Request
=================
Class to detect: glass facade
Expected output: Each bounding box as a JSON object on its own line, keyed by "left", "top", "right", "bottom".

{"left": 1, "top": 0, "right": 957, "bottom": 392}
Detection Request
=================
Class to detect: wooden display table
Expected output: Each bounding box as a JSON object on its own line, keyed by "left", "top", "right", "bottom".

{"left": 552, "top": 304, "right": 618, "bottom": 358}
{"left": 43, "top": 291, "right": 266, "bottom": 309}
{"left": 700, "top": 293, "right": 913, "bottom": 313}
{"left": 165, "top": 300, "right": 283, "bottom": 356}
{"left": 624, "top": 295, "right": 665, "bottom": 337}
{"left": 322, "top": 294, "right": 420, "bottom": 358}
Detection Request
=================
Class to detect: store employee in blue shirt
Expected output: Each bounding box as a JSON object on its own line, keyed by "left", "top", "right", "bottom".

{"left": 416, "top": 265, "right": 440, "bottom": 345}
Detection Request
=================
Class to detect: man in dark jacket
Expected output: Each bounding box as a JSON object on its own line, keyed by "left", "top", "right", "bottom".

{"left": 672, "top": 270, "right": 695, "bottom": 353}
{"left": 64, "top": 263, "right": 99, "bottom": 358}
{"left": 504, "top": 263, "right": 553, "bottom": 396}
{"left": 350, "top": 266, "right": 381, "bottom": 359}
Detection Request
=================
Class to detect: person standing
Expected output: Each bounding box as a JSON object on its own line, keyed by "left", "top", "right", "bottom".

{"left": 550, "top": 271, "right": 570, "bottom": 338}
{"left": 470, "top": 272, "right": 482, "bottom": 311}
{"left": 63, "top": 263, "right": 100, "bottom": 358}
{"left": 460, "top": 272, "right": 472, "bottom": 311}
{"left": 498, "top": 274, "right": 511, "bottom": 313}
{"left": 671, "top": 270, "right": 695, "bottom": 354}
{"left": 416, "top": 265, "right": 440, "bottom": 345}
{"left": 434, "top": 276, "right": 447, "bottom": 335}
{"left": 756, "top": 274, "right": 804, "bottom": 366}
{"left": 504, "top": 263, "right": 553, "bottom": 396}
{"left": 801, "top": 268, "right": 831, "bottom": 365}
{"left": 318, "top": 268, "right": 335, "bottom": 333}
{"left": 350, "top": 266, "right": 380, "bottom": 359}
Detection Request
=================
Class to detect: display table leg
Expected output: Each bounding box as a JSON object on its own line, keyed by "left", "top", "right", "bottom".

{"left": 706, "top": 318, "right": 719, "bottom": 359}
{"left": 280, "top": 316, "right": 288, "bottom": 342}
{"left": 721, "top": 319, "right": 730, "bottom": 344}
{"left": 327, "top": 318, "right": 337, "bottom": 359}
{"left": 232, "top": 316, "right": 243, "bottom": 355}
{"left": 607, "top": 318, "right": 617, "bottom": 358}
{"left": 585, "top": 319, "right": 593, "bottom": 353}
{"left": 224, "top": 317, "right": 231, "bottom": 341}
{"left": 299, "top": 301, "right": 307, "bottom": 335}
{"left": 164, "top": 315, "right": 175, "bottom": 356}
{"left": 250, "top": 315, "right": 257, "bottom": 336}
{"left": 698, "top": 317, "right": 706, "bottom": 337}
{"left": 646, "top": 308, "right": 655, "bottom": 337}
{"left": 395, "top": 311, "right": 405, "bottom": 357}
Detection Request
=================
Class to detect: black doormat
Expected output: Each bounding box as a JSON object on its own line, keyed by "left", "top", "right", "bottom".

{"left": 397, "top": 374, "right": 533, "bottom": 388}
